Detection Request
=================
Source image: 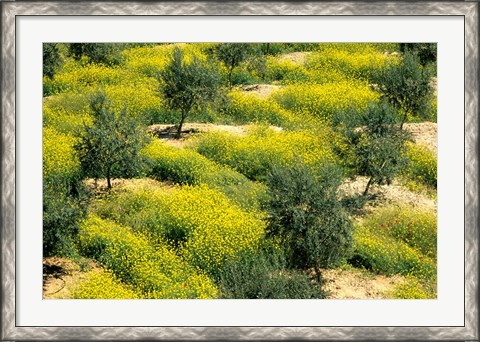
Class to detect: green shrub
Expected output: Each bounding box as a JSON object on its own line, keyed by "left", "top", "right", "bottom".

{"left": 265, "top": 163, "right": 353, "bottom": 275}
{"left": 43, "top": 183, "right": 86, "bottom": 257}
{"left": 217, "top": 249, "right": 325, "bottom": 299}
{"left": 372, "top": 51, "right": 434, "bottom": 128}
{"left": 92, "top": 185, "right": 266, "bottom": 276}
{"left": 68, "top": 43, "right": 126, "bottom": 66}
{"left": 305, "top": 47, "right": 393, "bottom": 82}
{"left": 72, "top": 268, "right": 141, "bottom": 299}
{"left": 403, "top": 142, "right": 437, "bottom": 188}
{"left": 192, "top": 126, "right": 337, "bottom": 181}
{"left": 221, "top": 90, "right": 291, "bottom": 126}
{"left": 264, "top": 56, "right": 310, "bottom": 83}
{"left": 74, "top": 91, "right": 150, "bottom": 189}
{"left": 350, "top": 205, "right": 437, "bottom": 280}
{"left": 141, "top": 140, "right": 267, "bottom": 210}
{"left": 392, "top": 275, "right": 436, "bottom": 299}
{"left": 43, "top": 127, "right": 86, "bottom": 256}
{"left": 399, "top": 43, "right": 437, "bottom": 67}
{"left": 271, "top": 81, "right": 378, "bottom": 122}
{"left": 43, "top": 43, "right": 63, "bottom": 79}
{"left": 79, "top": 215, "right": 218, "bottom": 299}
{"left": 335, "top": 101, "right": 410, "bottom": 196}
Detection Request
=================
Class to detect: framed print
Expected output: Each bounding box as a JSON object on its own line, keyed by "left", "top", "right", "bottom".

{"left": 1, "top": 1, "right": 478, "bottom": 341}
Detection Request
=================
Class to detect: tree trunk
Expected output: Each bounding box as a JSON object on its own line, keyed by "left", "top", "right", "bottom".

{"left": 106, "top": 171, "right": 112, "bottom": 190}
{"left": 363, "top": 176, "right": 374, "bottom": 197}
{"left": 314, "top": 265, "right": 322, "bottom": 285}
{"left": 176, "top": 112, "right": 186, "bottom": 139}
{"left": 228, "top": 67, "right": 234, "bottom": 88}
{"left": 400, "top": 112, "right": 408, "bottom": 130}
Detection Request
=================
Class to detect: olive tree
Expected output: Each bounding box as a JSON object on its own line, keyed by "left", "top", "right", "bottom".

{"left": 215, "top": 43, "right": 253, "bottom": 87}
{"left": 75, "top": 91, "right": 149, "bottom": 189}
{"left": 159, "top": 48, "right": 222, "bottom": 138}
{"left": 265, "top": 163, "right": 353, "bottom": 281}
{"left": 335, "top": 101, "right": 410, "bottom": 197}
{"left": 373, "top": 51, "right": 434, "bottom": 129}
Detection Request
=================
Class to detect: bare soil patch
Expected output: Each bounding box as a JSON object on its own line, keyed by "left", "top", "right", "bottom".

{"left": 147, "top": 123, "right": 283, "bottom": 147}
{"left": 321, "top": 268, "right": 405, "bottom": 299}
{"left": 238, "top": 84, "right": 282, "bottom": 98}
{"left": 404, "top": 122, "right": 437, "bottom": 154}
{"left": 277, "top": 51, "right": 310, "bottom": 65}
{"left": 339, "top": 176, "right": 436, "bottom": 213}
{"left": 43, "top": 257, "right": 100, "bottom": 299}
{"left": 84, "top": 178, "right": 173, "bottom": 195}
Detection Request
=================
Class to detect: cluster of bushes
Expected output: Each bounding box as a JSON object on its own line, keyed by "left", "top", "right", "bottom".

{"left": 191, "top": 126, "right": 337, "bottom": 181}
{"left": 42, "top": 42, "right": 437, "bottom": 299}
{"left": 350, "top": 205, "right": 437, "bottom": 298}
{"left": 79, "top": 215, "right": 218, "bottom": 299}
{"left": 403, "top": 142, "right": 437, "bottom": 189}
{"left": 71, "top": 268, "right": 141, "bottom": 299}
{"left": 43, "top": 127, "right": 86, "bottom": 256}
{"left": 221, "top": 90, "right": 291, "bottom": 126}
{"left": 271, "top": 81, "right": 379, "bottom": 122}
{"left": 141, "top": 139, "right": 266, "bottom": 210}
{"left": 92, "top": 185, "right": 266, "bottom": 274}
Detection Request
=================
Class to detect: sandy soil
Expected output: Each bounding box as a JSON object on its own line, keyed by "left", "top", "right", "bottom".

{"left": 277, "top": 51, "right": 310, "bottom": 65}
{"left": 339, "top": 176, "right": 436, "bottom": 213}
{"left": 239, "top": 84, "right": 282, "bottom": 98}
{"left": 147, "top": 123, "right": 283, "bottom": 147}
{"left": 321, "top": 268, "right": 405, "bottom": 299}
{"left": 404, "top": 122, "right": 437, "bottom": 154}
{"left": 43, "top": 257, "right": 100, "bottom": 299}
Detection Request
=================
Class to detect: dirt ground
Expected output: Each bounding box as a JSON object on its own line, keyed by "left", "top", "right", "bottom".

{"left": 404, "top": 122, "right": 437, "bottom": 154}
{"left": 147, "top": 123, "right": 283, "bottom": 148}
{"left": 277, "top": 51, "right": 310, "bottom": 65}
{"left": 239, "top": 84, "right": 282, "bottom": 98}
{"left": 321, "top": 268, "right": 405, "bottom": 299}
{"left": 43, "top": 257, "right": 100, "bottom": 299}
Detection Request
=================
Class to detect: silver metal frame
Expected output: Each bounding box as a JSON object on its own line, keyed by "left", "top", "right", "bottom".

{"left": 1, "top": 2, "right": 478, "bottom": 340}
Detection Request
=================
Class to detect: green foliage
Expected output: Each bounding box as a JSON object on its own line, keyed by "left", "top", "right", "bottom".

{"left": 221, "top": 90, "right": 291, "bottom": 126}
{"left": 399, "top": 43, "right": 437, "bottom": 66}
{"left": 141, "top": 140, "right": 266, "bottom": 210}
{"left": 350, "top": 205, "right": 436, "bottom": 282}
{"left": 43, "top": 127, "right": 86, "bottom": 256}
{"left": 403, "top": 142, "right": 437, "bottom": 188}
{"left": 305, "top": 46, "right": 392, "bottom": 82}
{"left": 265, "top": 163, "right": 353, "bottom": 273}
{"left": 79, "top": 215, "right": 218, "bottom": 299}
{"left": 215, "top": 43, "right": 254, "bottom": 87}
{"left": 92, "top": 185, "right": 266, "bottom": 276}
{"left": 192, "top": 126, "right": 337, "bottom": 181}
{"left": 392, "top": 275, "right": 436, "bottom": 299}
{"left": 372, "top": 51, "right": 434, "bottom": 127}
{"left": 159, "top": 47, "right": 222, "bottom": 137}
{"left": 68, "top": 43, "right": 125, "bottom": 66}
{"left": 272, "top": 81, "right": 379, "bottom": 122}
{"left": 72, "top": 268, "right": 141, "bottom": 299}
{"left": 74, "top": 91, "right": 150, "bottom": 188}
{"left": 217, "top": 249, "right": 325, "bottom": 299}
{"left": 335, "top": 101, "right": 410, "bottom": 196}
{"left": 43, "top": 183, "right": 87, "bottom": 257}
{"left": 43, "top": 43, "right": 62, "bottom": 79}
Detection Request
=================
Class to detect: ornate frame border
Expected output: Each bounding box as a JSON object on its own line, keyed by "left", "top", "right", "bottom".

{"left": 1, "top": 2, "right": 478, "bottom": 340}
